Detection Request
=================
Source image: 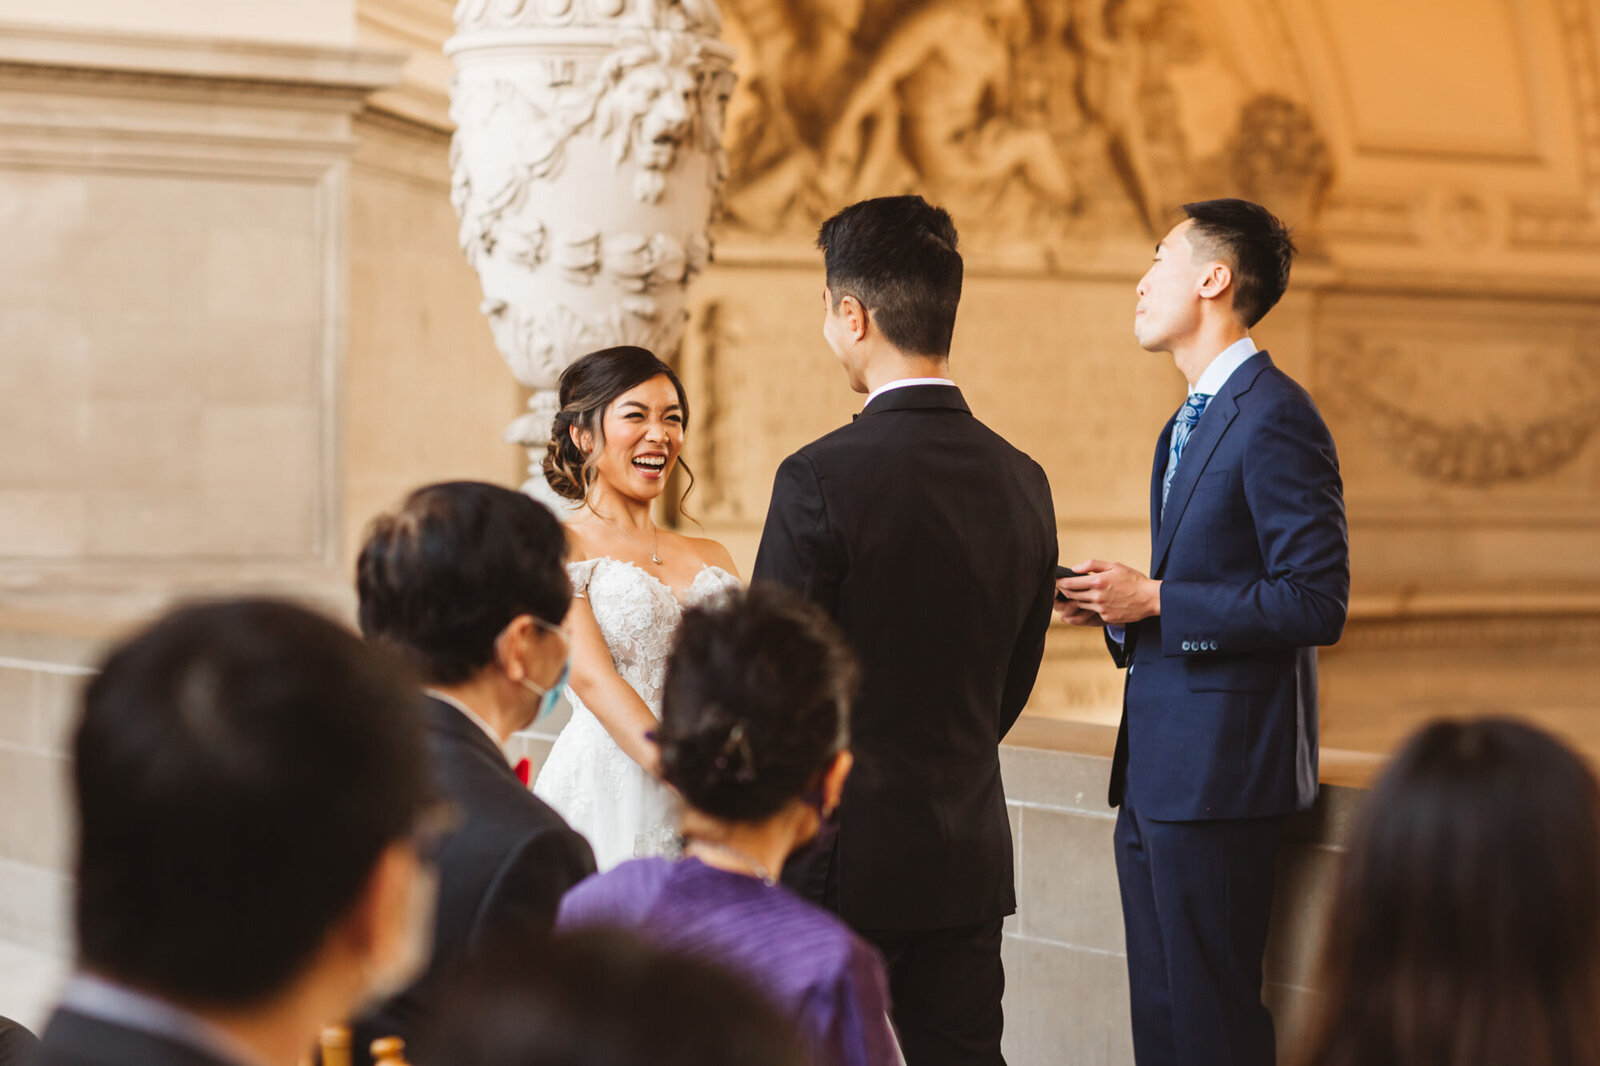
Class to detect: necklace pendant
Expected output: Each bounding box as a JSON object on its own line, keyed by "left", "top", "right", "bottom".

{"left": 652, "top": 553, "right": 663, "bottom": 565}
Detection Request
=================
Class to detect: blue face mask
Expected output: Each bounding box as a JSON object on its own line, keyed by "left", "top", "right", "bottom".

{"left": 519, "top": 618, "right": 570, "bottom": 721}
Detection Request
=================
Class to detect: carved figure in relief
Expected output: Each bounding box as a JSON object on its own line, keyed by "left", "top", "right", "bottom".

{"left": 596, "top": 33, "right": 708, "bottom": 203}
{"left": 715, "top": 0, "right": 863, "bottom": 226}
{"left": 1069, "top": 0, "right": 1191, "bottom": 232}
{"left": 451, "top": 33, "right": 728, "bottom": 267}
{"left": 449, "top": 75, "right": 599, "bottom": 266}
{"left": 815, "top": 0, "right": 1078, "bottom": 220}
{"left": 715, "top": 0, "right": 1237, "bottom": 242}
{"left": 1211, "top": 94, "right": 1333, "bottom": 252}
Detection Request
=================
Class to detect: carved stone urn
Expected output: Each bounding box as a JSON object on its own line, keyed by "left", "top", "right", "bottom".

{"left": 447, "top": 0, "right": 736, "bottom": 496}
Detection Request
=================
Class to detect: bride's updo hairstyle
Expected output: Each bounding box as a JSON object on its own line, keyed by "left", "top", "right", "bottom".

{"left": 658, "top": 585, "right": 858, "bottom": 823}
{"left": 543, "top": 345, "right": 692, "bottom": 505}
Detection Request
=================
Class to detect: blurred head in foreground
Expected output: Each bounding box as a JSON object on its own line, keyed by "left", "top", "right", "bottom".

{"left": 1297, "top": 716, "right": 1600, "bottom": 1066}
{"left": 425, "top": 928, "right": 807, "bottom": 1066}
{"left": 71, "top": 599, "right": 436, "bottom": 1045}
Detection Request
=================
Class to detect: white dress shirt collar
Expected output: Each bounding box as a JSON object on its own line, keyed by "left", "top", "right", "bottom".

{"left": 57, "top": 974, "right": 267, "bottom": 1066}
{"left": 1192, "top": 336, "right": 1259, "bottom": 397}
{"left": 863, "top": 376, "right": 957, "bottom": 409}
{"left": 426, "top": 688, "right": 510, "bottom": 760}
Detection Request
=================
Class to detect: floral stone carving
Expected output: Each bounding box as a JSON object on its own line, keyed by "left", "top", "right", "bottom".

{"left": 448, "top": 0, "right": 735, "bottom": 494}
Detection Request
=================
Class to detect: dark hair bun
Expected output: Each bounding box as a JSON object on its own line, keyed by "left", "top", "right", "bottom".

{"left": 542, "top": 407, "right": 589, "bottom": 503}
{"left": 658, "top": 585, "right": 858, "bottom": 822}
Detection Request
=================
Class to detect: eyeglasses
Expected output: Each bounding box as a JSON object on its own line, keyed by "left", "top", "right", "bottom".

{"left": 531, "top": 617, "right": 569, "bottom": 644}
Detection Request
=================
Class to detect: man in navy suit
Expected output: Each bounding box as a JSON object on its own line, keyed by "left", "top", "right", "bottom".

{"left": 1058, "top": 199, "right": 1349, "bottom": 1066}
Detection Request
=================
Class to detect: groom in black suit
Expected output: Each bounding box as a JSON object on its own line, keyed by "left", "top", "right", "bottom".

{"left": 755, "top": 195, "right": 1057, "bottom": 1066}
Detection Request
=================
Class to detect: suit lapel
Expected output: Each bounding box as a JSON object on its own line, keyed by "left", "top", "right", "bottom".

{"left": 1148, "top": 353, "right": 1271, "bottom": 578}
{"left": 428, "top": 697, "right": 518, "bottom": 783}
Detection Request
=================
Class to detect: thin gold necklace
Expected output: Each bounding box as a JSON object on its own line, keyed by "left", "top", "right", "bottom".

{"left": 682, "top": 836, "right": 777, "bottom": 886}
{"left": 597, "top": 511, "right": 662, "bottom": 565}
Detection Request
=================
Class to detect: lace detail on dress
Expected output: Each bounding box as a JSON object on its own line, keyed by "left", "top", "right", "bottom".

{"left": 534, "top": 559, "right": 742, "bottom": 870}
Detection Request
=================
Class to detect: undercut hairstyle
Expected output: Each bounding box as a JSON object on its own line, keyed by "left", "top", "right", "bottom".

{"left": 357, "top": 481, "right": 571, "bottom": 685}
{"left": 1297, "top": 717, "right": 1600, "bottom": 1066}
{"left": 542, "top": 346, "right": 694, "bottom": 509}
{"left": 1181, "top": 198, "right": 1296, "bottom": 328}
{"left": 817, "top": 195, "right": 963, "bottom": 358}
{"left": 425, "top": 929, "right": 807, "bottom": 1066}
{"left": 74, "top": 598, "right": 432, "bottom": 1008}
{"left": 657, "top": 584, "right": 858, "bottom": 823}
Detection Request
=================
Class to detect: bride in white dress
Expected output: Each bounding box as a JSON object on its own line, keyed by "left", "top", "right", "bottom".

{"left": 533, "top": 346, "right": 742, "bottom": 869}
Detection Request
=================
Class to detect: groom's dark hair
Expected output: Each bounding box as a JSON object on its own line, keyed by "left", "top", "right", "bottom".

{"left": 818, "top": 195, "right": 963, "bottom": 358}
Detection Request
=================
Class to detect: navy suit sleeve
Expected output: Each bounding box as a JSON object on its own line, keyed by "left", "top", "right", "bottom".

{"left": 469, "top": 829, "right": 596, "bottom": 953}
{"left": 1160, "top": 394, "right": 1349, "bottom": 654}
{"left": 752, "top": 452, "right": 844, "bottom": 614}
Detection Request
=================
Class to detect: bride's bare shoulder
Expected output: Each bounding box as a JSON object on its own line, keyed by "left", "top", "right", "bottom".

{"left": 563, "top": 518, "right": 600, "bottom": 563}
{"left": 682, "top": 534, "right": 740, "bottom": 579}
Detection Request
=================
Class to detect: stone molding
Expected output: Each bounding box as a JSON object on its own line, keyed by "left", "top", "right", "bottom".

{"left": 0, "top": 21, "right": 405, "bottom": 180}
{"left": 0, "top": 20, "right": 405, "bottom": 94}
{"left": 359, "top": 0, "right": 458, "bottom": 131}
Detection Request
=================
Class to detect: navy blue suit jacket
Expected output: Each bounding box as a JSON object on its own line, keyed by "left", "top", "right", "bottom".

{"left": 1108, "top": 352, "right": 1349, "bottom": 821}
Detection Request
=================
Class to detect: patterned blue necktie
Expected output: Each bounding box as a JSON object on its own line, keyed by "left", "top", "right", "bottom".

{"left": 1162, "top": 392, "right": 1213, "bottom": 515}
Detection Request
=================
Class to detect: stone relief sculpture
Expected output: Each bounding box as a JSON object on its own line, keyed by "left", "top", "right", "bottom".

{"left": 448, "top": 0, "right": 735, "bottom": 494}
{"left": 714, "top": 0, "right": 1291, "bottom": 250}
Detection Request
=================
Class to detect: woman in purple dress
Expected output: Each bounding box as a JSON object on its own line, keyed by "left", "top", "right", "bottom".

{"left": 557, "top": 585, "right": 899, "bottom": 1066}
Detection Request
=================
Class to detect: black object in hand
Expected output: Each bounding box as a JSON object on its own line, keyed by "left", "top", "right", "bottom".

{"left": 1054, "top": 564, "right": 1083, "bottom": 601}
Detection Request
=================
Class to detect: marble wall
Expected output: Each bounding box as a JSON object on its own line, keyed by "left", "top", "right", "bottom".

{"left": 0, "top": 23, "right": 401, "bottom": 595}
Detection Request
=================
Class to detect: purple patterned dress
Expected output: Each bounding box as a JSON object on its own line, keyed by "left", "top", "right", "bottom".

{"left": 558, "top": 857, "right": 899, "bottom": 1066}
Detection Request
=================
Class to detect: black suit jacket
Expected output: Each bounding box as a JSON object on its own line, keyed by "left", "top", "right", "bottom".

{"left": 356, "top": 697, "right": 595, "bottom": 1059}
{"left": 754, "top": 385, "right": 1057, "bottom": 931}
{"left": 32, "top": 1010, "right": 233, "bottom": 1066}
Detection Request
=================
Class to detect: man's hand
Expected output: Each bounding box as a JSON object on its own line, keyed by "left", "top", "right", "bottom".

{"left": 1052, "top": 593, "right": 1104, "bottom": 626}
{"left": 1058, "top": 558, "right": 1161, "bottom": 626}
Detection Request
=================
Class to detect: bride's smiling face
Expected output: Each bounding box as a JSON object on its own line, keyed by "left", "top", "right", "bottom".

{"left": 588, "top": 374, "right": 685, "bottom": 500}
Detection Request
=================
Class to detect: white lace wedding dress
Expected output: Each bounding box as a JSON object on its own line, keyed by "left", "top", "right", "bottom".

{"left": 534, "top": 557, "right": 742, "bottom": 870}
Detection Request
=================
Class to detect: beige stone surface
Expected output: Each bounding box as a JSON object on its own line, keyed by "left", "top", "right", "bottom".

{"left": 0, "top": 167, "right": 331, "bottom": 563}
{"left": 0, "top": 0, "right": 357, "bottom": 45}
{"left": 342, "top": 112, "right": 527, "bottom": 563}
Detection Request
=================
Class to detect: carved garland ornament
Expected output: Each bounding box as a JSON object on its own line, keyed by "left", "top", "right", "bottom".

{"left": 447, "top": 2, "right": 734, "bottom": 494}
{"left": 1325, "top": 338, "right": 1600, "bottom": 487}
